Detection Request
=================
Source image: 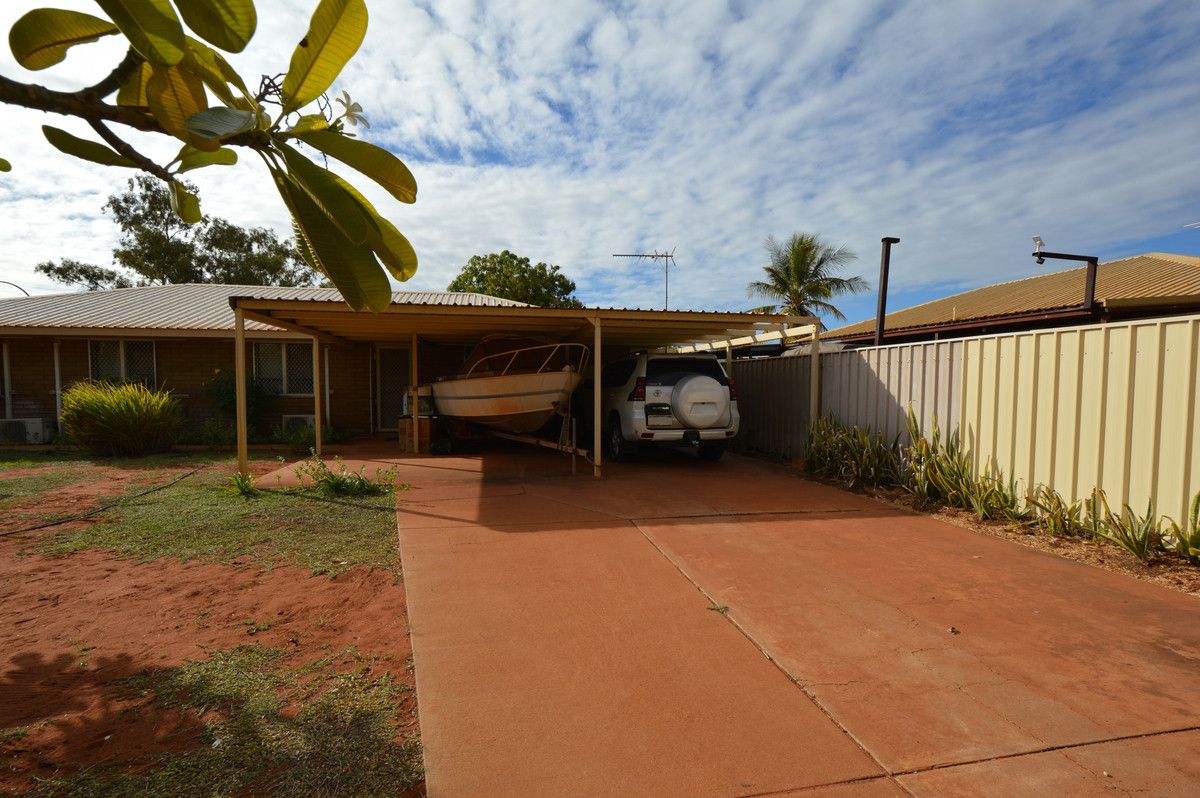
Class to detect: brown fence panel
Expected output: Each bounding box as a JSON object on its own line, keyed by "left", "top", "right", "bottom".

{"left": 730, "top": 354, "right": 811, "bottom": 459}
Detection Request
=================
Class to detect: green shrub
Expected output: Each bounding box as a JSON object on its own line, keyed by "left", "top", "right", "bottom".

{"left": 60, "top": 381, "right": 181, "bottom": 456}
{"left": 202, "top": 369, "right": 277, "bottom": 429}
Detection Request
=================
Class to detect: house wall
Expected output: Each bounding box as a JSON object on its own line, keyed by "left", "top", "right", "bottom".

{"left": 0, "top": 335, "right": 396, "bottom": 440}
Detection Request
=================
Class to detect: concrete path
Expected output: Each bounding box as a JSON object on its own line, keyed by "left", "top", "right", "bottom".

{"left": 392, "top": 447, "right": 1200, "bottom": 796}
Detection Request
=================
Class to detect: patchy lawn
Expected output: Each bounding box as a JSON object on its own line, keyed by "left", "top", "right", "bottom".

{"left": 0, "top": 450, "right": 422, "bottom": 796}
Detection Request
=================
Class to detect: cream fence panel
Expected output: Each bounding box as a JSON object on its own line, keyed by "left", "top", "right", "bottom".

{"left": 820, "top": 339, "right": 964, "bottom": 442}
{"left": 960, "top": 314, "right": 1200, "bottom": 524}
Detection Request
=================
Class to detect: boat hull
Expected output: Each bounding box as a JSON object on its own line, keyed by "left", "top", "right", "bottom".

{"left": 431, "top": 371, "right": 583, "bottom": 434}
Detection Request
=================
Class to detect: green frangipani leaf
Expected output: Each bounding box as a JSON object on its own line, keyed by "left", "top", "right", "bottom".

{"left": 271, "top": 168, "right": 390, "bottom": 312}
{"left": 184, "top": 106, "right": 255, "bottom": 140}
{"left": 41, "top": 125, "right": 136, "bottom": 168}
{"left": 297, "top": 130, "right": 416, "bottom": 204}
{"left": 94, "top": 0, "right": 185, "bottom": 65}
{"left": 287, "top": 114, "right": 330, "bottom": 135}
{"left": 280, "top": 0, "right": 367, "bottom": 115}
{"left": 183, "top": 36, "right": 251, "bottom": 106}
{"left": 9, "top": 8, "right": 119, "bottom": 70}
{"left": 172, "top": 143, "right": 237, "bottom": 173}
{"left": 146, "top": 62, "right": 212, "bottom": 147}
{"left": 115, "top": 60, "right": 153, "bottom": 107}
{"left": 175, "top": 0, "right": 256, "bottom": 53}
{"left": 332, "top": 175, "right": 417, "bottom": 281}
{"left": 274, "top": 141, "right": 370, "bottom": 245}
{"left": 169, "top": 179, "right": 201, "bottom": 223}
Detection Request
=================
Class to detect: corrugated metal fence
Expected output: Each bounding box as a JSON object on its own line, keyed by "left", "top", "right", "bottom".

{"left": 731, "top": 354, "right": 811, "bottom": 458}
{"left": 731, "top": 312, "right": 1200, "bottom": 524}
{"left": 961, "top": 314, "right": 1200, "bottom": 525}
{"left": 821, "top": 340, "right": 964, "bottom": 442}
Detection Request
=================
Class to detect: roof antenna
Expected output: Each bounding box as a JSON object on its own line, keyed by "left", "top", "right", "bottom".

{"left": 612, "top": 248, "right": 677, "bottom": 309}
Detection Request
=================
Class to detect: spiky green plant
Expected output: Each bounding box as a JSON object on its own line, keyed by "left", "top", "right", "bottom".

{"left": 60, "top": 381, "right": 181, "bottom": 456}
{"left": 1027, "top": 485, "right": 1084, "bottom": 536}
{"left": 1164, "top": 491, "right": 1200, "bottom": 564}
{"left": 1094, "top": 499, "right": 1159, "bottom": 563}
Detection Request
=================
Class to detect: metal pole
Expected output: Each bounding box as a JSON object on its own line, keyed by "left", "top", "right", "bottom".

{"left": 875, "top": 237, "right": 900, "bottom": 346}
{"left": 312, "top": 338, "right": 323, "bottom": 456}
{"left": 592, "top": 318, "right": 602, "bottom": 479}
{"left": 1083, "top": 257, "right": 1098, "bottom": 311}
{"left": 665, "top": 260, "right": 669, "bottom": 310}
{"left": 234, "top": 308, "right": 249, "bottom": 477}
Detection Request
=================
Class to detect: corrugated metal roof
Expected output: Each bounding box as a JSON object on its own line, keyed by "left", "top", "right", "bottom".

{"left": 0, "top": 284, "right": 527, "bottom": 332}
{"left": 826, "top": 252, "right": 1200, "bottom": 339}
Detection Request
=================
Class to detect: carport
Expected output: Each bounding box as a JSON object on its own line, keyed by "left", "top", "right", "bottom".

{"left": 227, "top": 294, "right": 817, "bottom": 477}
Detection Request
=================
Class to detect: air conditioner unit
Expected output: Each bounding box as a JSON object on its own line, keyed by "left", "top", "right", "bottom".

{"left": 280, "top": 414, "right": 316, "bottom": 433}
{"left": 0, "top": 418, "right": 54, "bottom": 444}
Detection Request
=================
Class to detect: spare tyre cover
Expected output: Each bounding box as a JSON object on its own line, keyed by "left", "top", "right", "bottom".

{"left": 670, "top": 374, "right": 728, "bottom": 428}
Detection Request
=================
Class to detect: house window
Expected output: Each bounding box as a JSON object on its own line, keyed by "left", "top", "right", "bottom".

{"left": 88, "top": 340, "right": 156, "bottom": 384}
{"left": 253, "top": 342, "right": 313, "bottom": 396}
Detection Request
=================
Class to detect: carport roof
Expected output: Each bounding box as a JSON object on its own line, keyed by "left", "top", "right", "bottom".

{"left": 229, "top": 294, "right": 811, "bottom": 350}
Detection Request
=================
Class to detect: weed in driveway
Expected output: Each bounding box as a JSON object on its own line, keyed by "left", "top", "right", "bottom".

{"left": 707, "top": 604, "right": 730, "bottom": 615}
{"left": 293, "top": 452, "right": 401, "bottom": 497}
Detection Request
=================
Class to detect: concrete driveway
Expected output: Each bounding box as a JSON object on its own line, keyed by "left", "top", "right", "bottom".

{"left": 393, "top": 446, "right": 1200, "bottom": 797}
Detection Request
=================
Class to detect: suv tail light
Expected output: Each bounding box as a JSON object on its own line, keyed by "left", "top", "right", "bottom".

{"left": 627, "top": 376, "right": 646, "bottom": 402}
{"left": 727, "top": 378, "right": 739, "bottom": 401}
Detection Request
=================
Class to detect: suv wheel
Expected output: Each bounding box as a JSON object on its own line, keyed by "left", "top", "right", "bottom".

{"left": 607, "top": 415, "right": 632, "bottom": 462}
{"left": 697, "top": 442, "right": 725, "bottom": 462}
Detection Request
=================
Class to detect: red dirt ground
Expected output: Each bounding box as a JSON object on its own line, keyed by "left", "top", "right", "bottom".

{"left": 0, "top": 462, "right": 418, "bottom": 794}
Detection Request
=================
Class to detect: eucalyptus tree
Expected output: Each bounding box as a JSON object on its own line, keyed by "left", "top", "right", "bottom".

{"left": 747, "top": 233, "right": 867, "bottom": 323}
{"left": 1, "top": 0, "right": 416, "bottom": 310}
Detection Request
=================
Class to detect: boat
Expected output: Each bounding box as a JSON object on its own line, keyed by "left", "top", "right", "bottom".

{"left": 430, "top": 337, "right": 590, "bottom": 434}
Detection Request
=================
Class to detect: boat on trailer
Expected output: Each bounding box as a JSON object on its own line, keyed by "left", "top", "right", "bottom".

{"left": 430, "top": 337, "right": 589, "bottom": 434}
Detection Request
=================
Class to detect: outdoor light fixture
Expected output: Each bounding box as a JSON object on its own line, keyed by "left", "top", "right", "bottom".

{"left": 1029, "top": 240, "right": 1099, "bottom": 311}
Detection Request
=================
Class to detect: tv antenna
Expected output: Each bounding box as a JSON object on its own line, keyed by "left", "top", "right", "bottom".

{"left": 612, "top": 248, "right": 677, "bottom": 309}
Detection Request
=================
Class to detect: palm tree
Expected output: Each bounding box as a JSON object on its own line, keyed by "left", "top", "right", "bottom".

{"left": 747, "top": 233, "right": 867, "bottom": 323}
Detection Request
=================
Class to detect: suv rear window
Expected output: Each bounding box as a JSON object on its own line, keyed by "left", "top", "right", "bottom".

{"left": 645, "top": 357, "right": 728, "bottom": 386}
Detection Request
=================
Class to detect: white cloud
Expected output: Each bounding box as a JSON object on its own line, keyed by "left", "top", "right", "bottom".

{"left": 1, "top": 0, "right": 1198, "bottom": 319}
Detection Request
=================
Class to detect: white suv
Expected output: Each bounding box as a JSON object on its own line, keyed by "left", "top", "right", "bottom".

{"left": 597, "top": 352, "right": 739, "bottom": 462}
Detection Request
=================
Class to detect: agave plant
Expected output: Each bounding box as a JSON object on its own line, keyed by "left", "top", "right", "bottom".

{"left": 1026, "top": 485, "right": 1085, "bottom": 536}
{"left": 1164, "top": 491, "right": 1200, "bottom": 564}
{"left": 1094, "top": 499, "right": 1159, "bottom": 563}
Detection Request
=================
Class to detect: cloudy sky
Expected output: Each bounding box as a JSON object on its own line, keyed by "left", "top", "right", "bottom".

{"left": 1, "top": 0, "right": 1198, "bottom": 327}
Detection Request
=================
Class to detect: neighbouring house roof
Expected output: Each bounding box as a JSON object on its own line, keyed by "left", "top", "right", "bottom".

{"left": 0, "top": 284, "right": 527, "bottom": 335}
{"left": 825, "top": 252, "right": 1200, "bottom": 342}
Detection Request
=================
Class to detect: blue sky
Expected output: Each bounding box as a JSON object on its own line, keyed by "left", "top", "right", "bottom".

{"left": 1, "top": 0, "right": 1198, "bottom": 330}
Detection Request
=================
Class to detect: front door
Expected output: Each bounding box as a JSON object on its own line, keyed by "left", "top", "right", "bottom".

{"left": 376, "top": 347, "right": 409, "bottom": 431}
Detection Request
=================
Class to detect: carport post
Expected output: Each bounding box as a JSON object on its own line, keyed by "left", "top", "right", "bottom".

{"left": 312, "top": 337, "right": 323, "bottom": 457}
{"left": 234, "top": 307, "right": 249, "bottom": 477}
{"left": 592, "top": 317, "right": 602, "bottom": 478}
{"left": 809, "top": 327, "right": 821, "bottom": 421}
{"left": 411, "top": 333, "right": 419, "bottom": 454}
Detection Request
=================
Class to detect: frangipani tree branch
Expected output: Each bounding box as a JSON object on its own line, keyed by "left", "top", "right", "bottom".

{"left": 2, "top": 0, "right": 419, "bottom": 312}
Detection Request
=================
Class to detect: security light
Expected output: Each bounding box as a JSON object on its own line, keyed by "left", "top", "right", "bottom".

{"left": 1032, "top": 235, "right": 1045, "bottom": 264}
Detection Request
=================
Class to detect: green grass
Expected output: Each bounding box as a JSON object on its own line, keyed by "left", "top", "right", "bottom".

{"left": 0, "top": 467, "right": 94, "bottom": 510}
{"left": 30, "top": 462, "right": 401, "bottom": 575}
{"left": 27, "top": 645, "right": 422, "bottom": 798}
